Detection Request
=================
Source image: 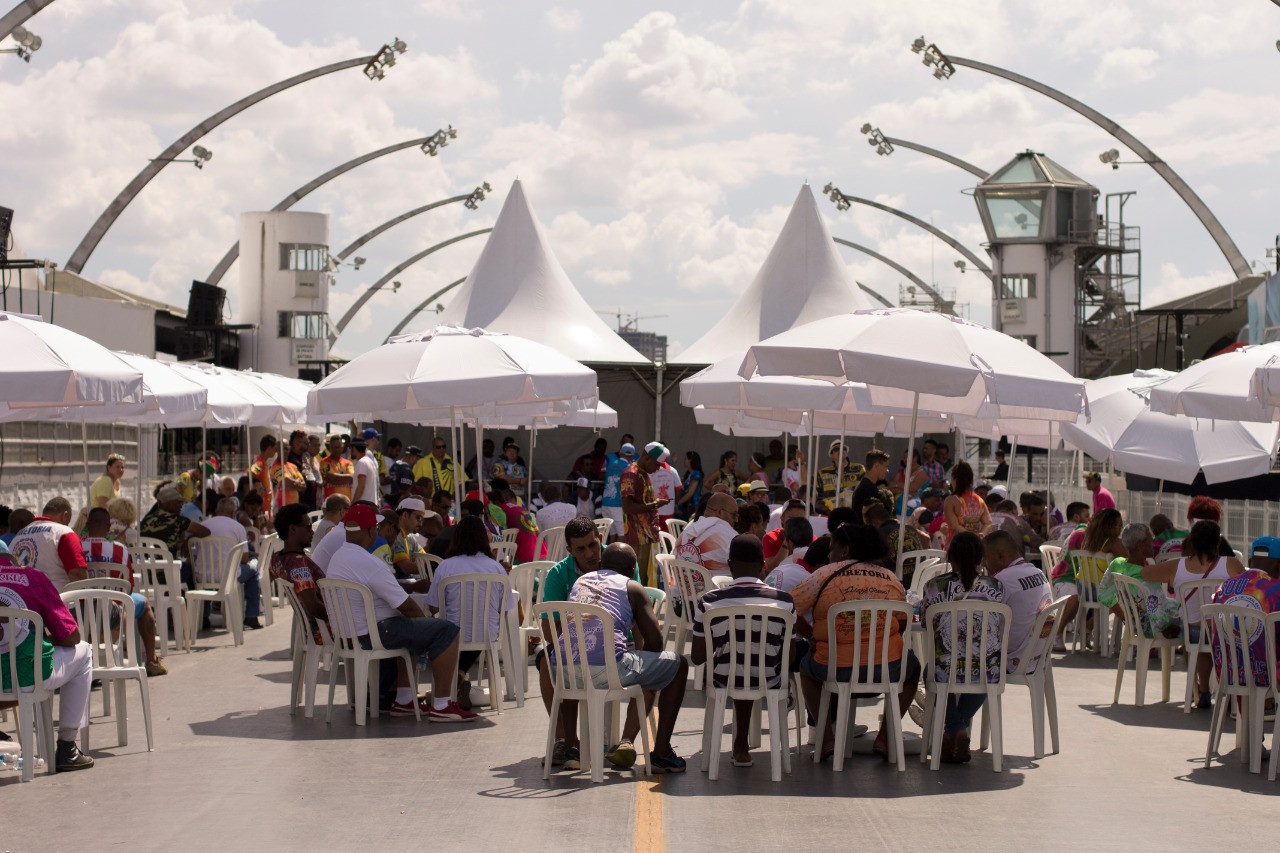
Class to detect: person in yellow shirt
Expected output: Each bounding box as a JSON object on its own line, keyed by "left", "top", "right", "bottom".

{"left": 89, "top": 454, "right": 126, "bottom": 509}
{"left": 319, "top": 434, "right": 355, "bottom": 501}
{"left": 413, "top": 438, "right": 456, "bottom": 496}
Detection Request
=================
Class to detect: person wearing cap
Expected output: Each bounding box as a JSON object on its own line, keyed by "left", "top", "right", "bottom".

{"left": 692, "top": 533, "right": 797, "bottom": 767}
{"left": 764, "top": 516, "right": 814, "bottom": 593}
{"left": 351, "top": 438, "right": 381, "bottom": 506}
{"left": 490, "top": 442, "right": 529, "bottom": 498}
{"left": 359, "top": 427, "right": 386, "bottom": 476}
{"left": 563, "top": 542, "right": 689, "bottom": 772}
{"left": 1208, "top": 536, "right": 1280, "bottom": 700}
{"left": 387, "top": 445, "right": 422, "bottom": 505}
{"left": 324, "top": 503, "right": 477, "bottom": 722}
{"left": 600, "top": 442, "right": 635, "bottom": 541}
{"left": 391, "top": 497, "right": 429, "bottom": 578}
{"left": 370, "top": 511, "right": 399, "bottom": 570}
{"left": 413, "top": 437, "right": 456, "bottom": 498}
{"left": 574, "top": 476, "right": 601, "bottom": 519}
{"left": 621, "top": 443, "right": 665, "bottom": 586}
{"left": 763, "top": 499, "right": 809, "bottom": 571}
{"left": 320, "top": 434, "right": 355, "bottom": 502}
{"left": 1084, "top": 471, "right": 1116, "bottom": 514}
{"left": 646, "top": 442, "right": 683, "bottom": 532}
{"left": 746, "top": 480, "right": 771, "bottom": 508}
{"left": 535, "top": 483, "right": 577, "bottom": 534}
{"left": 851, "top": 449, "right": 891, "bottom": 524}
{"left": 816, "top": 440, "right": 864, "bottom": 515}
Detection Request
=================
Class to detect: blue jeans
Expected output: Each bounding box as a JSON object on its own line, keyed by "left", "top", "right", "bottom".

{"left": 944, "top": 694, "right": 987, "bottom": 735}
{"left": 238, "top": 564, "right": 261, "bottom": 619}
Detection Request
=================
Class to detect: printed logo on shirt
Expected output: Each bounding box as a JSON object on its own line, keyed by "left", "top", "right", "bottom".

{"left": 10, "top": 537, "right": 36, "bottom": 569}
{"left": 0, "top": 585, "right": 32, "bottom": 653}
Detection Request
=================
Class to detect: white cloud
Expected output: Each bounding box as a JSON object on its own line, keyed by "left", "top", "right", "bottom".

{"left": 546, "top": 7, "right": 582, "bottom": 33}
{"left": 416, "top": 0, "right": 483, "bottom": 21}
{"left": 1094, "top": 47, "right": 1159, "bottom": 86}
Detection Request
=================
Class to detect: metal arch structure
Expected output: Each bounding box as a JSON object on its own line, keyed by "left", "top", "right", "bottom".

{"left": 882, "top": 136, "right": 988, "bottom": 179}
{"left": 65, "top": 54, "right": 378, "bottom": 275}
{"left": 334, "top": 193, "right": 474, "bottom": 262}
{"left": 333, "top": 228, "right": 491, "bottom": 334}
{"left": 384, "top": 276, "right": 467, "bottom": 342}
{"left": 832, "top": 237, "right": 950, "bottom": 312}
{"left": 855, "top": 283, "right": 894, "bottom": 309}
{"left": 938, "top": 50, "right": 1251, "bottom": 281}
{"left": 0, "top": 0, "right": 53, "bottom": 42}
{"left": 204, "top": 135, "right": 439, "bottom": 285}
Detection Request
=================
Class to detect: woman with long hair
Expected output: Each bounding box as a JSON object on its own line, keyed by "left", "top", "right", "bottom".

{"left": 1081, "top": 508, "right": 1126, "bottom": 559}
{"left": 705, "top": 450, "right": 743, "bottom": 493}
{"left": 941, "top": 462, "right": 991, "bottom": 546}
{"left": 677, "top": 450, "right": 704, "bottom": 520}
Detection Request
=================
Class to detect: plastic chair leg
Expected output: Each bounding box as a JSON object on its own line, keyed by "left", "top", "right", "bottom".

{"left": 766, "top": 695, "right": 784, "bottom": 782}
{"left": 1135, "top": 639, "right": 1150, "bottom": 707}
{"left": 114, "top": 681, "right": 128, "bottom": 747}
{"left": 748, "top": 699, "right": 762, "bottom": 750}
{"left": 1045, "top": 667, "right": 1060, "bottom": 754}
{"left": 289, "top": 641, "right": 304, "bottom": 716}
{"left": 831, "top": 686, "right": 850, "bottom": 773}
{"left": 706, "top": 689, "right": 727, "bottom": 781}
{"left": 1028, "top": 677, "right": 1046, "bottom": 759}
{"left": 324, "top": 653, "right": 341, "bottom": 725}
{"left": 633, "top": 694, "right": 653, "bottom": 776}
{"left": 987, "top": 692, "right": 1004, "bottom": 772}
{"left": 17, "top": 701, "right": 35, "bottom": 783}
{"left": 353, "top": 658, "right": 369, "bottom": 727}
{"left": 543, "top": 694, "right": 562, "bottom": 781}
{"left": 136, "top": 675, "right": 154, "bottom": 751}
{"left": 813, "top": 689, "right": 831, "bottom": 764}
{"left": 586, "top": 698, "right": 607, "bottom": 784}
{"left": 886, "top": 691, "right": 905, "bottom": 772}
{"left": 1160, "top": 647, "right": 1172, "bottom": 703}
{"left": 1112, "top": 635, "right": 1128, "bottom": 704}
{"left": 1249, "top": 694, "right": 1265, "bottom": 774}
{"left": 1269, "top": 707, "right": 1280, "bottom": 782}
{"left": 928, "top": 687, "right": 949, "bottom": 771}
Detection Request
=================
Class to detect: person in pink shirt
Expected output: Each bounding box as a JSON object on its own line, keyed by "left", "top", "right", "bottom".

{"left": 1085, "top": 471, "right": 1117, "bottom": 513}
{"left": 0, "top": 555, "right": 95, "bottom": 770}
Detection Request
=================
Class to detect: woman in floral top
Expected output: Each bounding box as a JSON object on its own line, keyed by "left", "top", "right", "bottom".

{"left": 922, "top": 531, "right": 1006, "bottom": 764}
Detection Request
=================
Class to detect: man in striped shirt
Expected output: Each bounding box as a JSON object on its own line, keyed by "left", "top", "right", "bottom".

{"left": 692, "top": 533, "right": 796, "bottom": 767}
{"left": 80, "top": 508, "right": 167, "bottom": 676}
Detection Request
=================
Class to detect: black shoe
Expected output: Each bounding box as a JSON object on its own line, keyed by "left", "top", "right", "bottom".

{"left": 243, "top": 618, "right": 263, "bottom": 630}
{"left": 90, "top": 679, "right": 102, "bottom": 691}
{"left": 55, "top": 740, "right": 94, "bottom": 772}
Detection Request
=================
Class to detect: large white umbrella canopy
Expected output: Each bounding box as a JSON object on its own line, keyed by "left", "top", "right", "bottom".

{"left": 1063, "top": 371, "right": 1279, "bottom": 485}
{"left": 0, "top": 312, "right": 144, "bottom": 411}
{"left": 308, "top": 325, "right": 598, "bottom": 422}
{"left": 242, "top": 372, "right": 313, "bottom": 425}
{"left": 168, "top": 363, "right": 294, "bottom": 426}
{"left": 1147, "top": 343, "right": 1280, "bottom": 423}
{"left": 108, "top": 353, "right": 209, "bottom": 426}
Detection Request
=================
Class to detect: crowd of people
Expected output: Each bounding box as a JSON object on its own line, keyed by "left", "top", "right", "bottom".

{"left": 4, "top": 426, "right": 1280, "bottom": 779}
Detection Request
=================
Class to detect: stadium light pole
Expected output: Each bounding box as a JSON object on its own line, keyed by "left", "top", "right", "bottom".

{"left": 333, "top": 228, "right": 491, "bottom": 335}
{"left": 65, "top": 39, "right": 408, "bottom": 275}
{"left": 832, "top": 237, "right": 953, "bottom": 313}
{"left": 332, "top": 183, "right": 491, "bottom": 263}
{"left": 384, "top": 276, "right": 468, "bottom": 341}
{"left": 911, "top": 36, "right": 1252, "bottom": 281}
{"left": 858, "top": 124, "right": 989, "bottom": 178}
{"left": 203, "top": 129, "right": 456, "bottom": 286}
{"left": 0, "top": 0, "right": 52, "bottom": 43}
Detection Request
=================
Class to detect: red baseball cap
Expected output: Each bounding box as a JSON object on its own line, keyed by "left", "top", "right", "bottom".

{"left": 344, "top": 504, "right": 379, "bottom": 531}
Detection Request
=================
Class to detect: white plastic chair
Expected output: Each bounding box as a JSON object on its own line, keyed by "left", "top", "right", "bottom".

{"left": 656, "top": 530, "right": 676, "bottom": 557}
{"left": 813, "top": 599, "right": 913, "bottom": 772}
{"left": 491, "top": 541, "right": 517, "bottom": 565}
{"left": 666, "top": 519, "right": 687, "bottom": 539}
{"left": 897, "top": 548, "right": 946, "bottom": 580}
{"left": 437, "top": 572, "right": 515, "bottom": 713}
{"left": 307, "top": 510, "right": 323, "bottom": 526}
{"left": 920, "top": 599, "right": 1012, "bottom": 771}
{"left": 131, "top": 539, "right": 188, "bottom": 653}
{"left": 500, "top": 528, "right": 519, "bottom": 544}
{"left": 1264, "top": 612, "right": 1280, "bottom": 782}
{"left": 907, "top": 558, "right": 947, "bottom": 598}
{"left": 1202, "top": 603, "right": 1271, "bottom": 774}
{"left": 510, "top": 560, "right": 554, "bottom": 698}
{"left": 1068, "top": 550, "right": 1114, "bottom": 656}
{"left": 60, "top": 588, "right": 155, "bottom": 752}
{"left": 1177, "top": 578, "right": 1223, "bottom": 713}
{"left": 533, "top": 525, "right": 565, "bottom": 562}
{"left": 981, "top": 597, "right": 1068, "bottom": 759}
{"left": 1111, "top": 574, "right": 1178, "bottom": 707}
{"left": 670, "top": 558, "right": 716, "bottom": 658}
{"left": 0, "top": 606, "right": 57, "bottom": 781}
{"left": 64, "top": 575, "right": 132, "bottom": 595}
{"left": 186, "top": 537, "right": 247, "bottom": 647}
{"left": 655, "top": 554, "right": 679, "bottom": 648}
{"left": 281, "top": 584, "right": 335, "bottom": 719}
{"left": 538, "top": 601, "right": 653, "bottom": 783}
{"left": 594, "top": 518, "right": 614, "bottom": 541}
{"left": 700, "top": 604, "right": 797, "bottom": 781}
{"left": 255, "top": 532, "right": 282, "bottom": 625}
{"left": 410, "top": 552, "right": 442, "bottom": 583}
{"left": 316, "top": 577, "right": 422, "bottom": 726}
{"left": 1038, "top": 544, "right": 1062, "bottom": 582}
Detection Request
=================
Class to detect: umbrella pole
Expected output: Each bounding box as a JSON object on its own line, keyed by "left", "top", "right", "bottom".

{"left": 200, "top": 427, "right": 207, "bottom": 516}
{"left": 806, "top": 410, "right": 816, "bottom": 514}
{"left": 836, "top": 415, "right": 847, "bottom": 511}
{"left": 897, "top": 392, "right": 920, "bottom": 577}
{"left": 136, "top": 424, "right": 143, "bottom": 518}
{"left": 1156, "top": 479, "right": 1165, "bottom": 513}
{"left": 450, "top": 408, "right": 461, "bottom": 521}
{"left": 81, "top": 421, "right": 90, "bottom": 511}
{"left": 1008, "top": 438, "right": 1018, "bottom": 491}
{"left": 529, "top": 422, "right": 537, "bottom": 504}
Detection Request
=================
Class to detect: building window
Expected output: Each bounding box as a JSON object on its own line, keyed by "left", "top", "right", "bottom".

{"left": 1000, "top": 274, "right": 1037, "bottom": 300}
{"left": 277, "top": 311, "right": 330, "bottom": 339}
{"left": 1012, "top": 334, "right": 1037, "bottom": 350}
{"left": 279, "top": 243, "right": 329, "bottom": 272}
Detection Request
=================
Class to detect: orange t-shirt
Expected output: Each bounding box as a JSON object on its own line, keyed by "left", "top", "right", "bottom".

{"left": 790, "top": 560, "right": 906, "bottom": 667}
{"left": 319, "top": 456, "right": 354, "bottom": 501}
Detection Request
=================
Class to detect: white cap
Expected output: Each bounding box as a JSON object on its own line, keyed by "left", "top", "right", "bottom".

{"left": 396, "top": 497, "right": 427, "bottom": 513}
{"left": 576, "top": 477, "right": 590, "bottom": 489}
{"left": 989, "top": 485, "right": 1009, "bottom": 499}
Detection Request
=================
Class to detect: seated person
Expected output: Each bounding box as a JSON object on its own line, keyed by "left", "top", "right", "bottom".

{"left": 268, "top": 503, "right": 327, "bottom": 639}
{"left": 989, "top": 499, "right": 1043, "bottom": 552}
{"left": 764, "top": 516, "right": 813, "bottom": 593}
{"left": 106, "top": 497, "right": 139, "bottom": 547}
{"left": 763, "top": 499, "right": 808, "bottom": 569}
{"left": 391, "top": 498, "right": 429, "bottom": 579}
{"left": 559, "top": 542, "right": 689, "bottom": 773}
{"left": 1019, "top": 491, "right": 1049, "bottom": 541}
{"left": 1049, "top": 501, "right": 1090, "bottom": 541}
{"left": 1210, "top": 537, "right": 1280, "bottom": 693}
{"left": 425, "top": 516, "right": 516, "bottom": 709}
{"left": 235, "top": 492, "right": 267, "bottom": 550}
{"left": 1097, "top": 523, "right": 1181, "bottom": 638}
{"left": 982, "top": 530, "right": 1052, "bottom": 674}
{"left": 80, "top": 508, "right": 167, "bottom": 676}
{"left": 922, "top": 531, "right": 1007, "bottom": 764}
{"left": 370, "top": 511, "right": 399, "bottom": 570}
{"left": 675, "top": 492, "right": 740, "bottom": 586}
{"left": 790, "top": 524, "right": 921, "bottom": 762}
{"left": 324, "top": 504, "right": 476, "bottom": 721}
{"left": 0, "top": 554, "right": 95, "bottom": 770}
{"left": 1049, "top": 508, "right": 1126, "bottom": 645}
{"left": 864, "top": 498, "right": 927, "bottom": 576}
{"left": 312, "top": 494, "right": 350, "bottom": 544}
{"left": 692, "top": 534, "right": 796, "bottom": 766}
{"left": 10, "top": 497, "right": 89, "bottom": 590}
{"left": 201, "top": 498, "right": 264, "bottom": 630}
{"left": 1, "top": 508, "right": 33, "bottom": 548}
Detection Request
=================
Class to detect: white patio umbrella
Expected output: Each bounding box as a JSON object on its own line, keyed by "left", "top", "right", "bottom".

{"left": 0, "top": 312, "right": 144, "bottom": 411}
{"left": 743, "top": 309, "right": 1087, "bottom": 565}
{"left": 1146, "top": 342, "right": 1280, "bottom": 423}
{"left": 1062, "top": 370, "right": 1279, "bottom": 485}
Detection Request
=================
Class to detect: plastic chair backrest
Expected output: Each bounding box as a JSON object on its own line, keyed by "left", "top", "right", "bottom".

{"left": 510, "top": 561, "right": 554, "bottom": 626}
{"left": 0, "top": 606, "right": 46, "bottom": 698}
{"left": 924, "top": 599, "right": 1012, "bottom": 689}
{"left": 60, "top": 588, "right": 141, "bottom": 669}
{"left": 666, "top": 519, "right": 687, "bottom": 539}
{"left": 1177, "top": 578, "right": 1223, "bottom": 634}
{"left": 655, "top": 553, "right": 676, "bottom": 591}
{"left": 898, "top": 548, "right": 946, "bottom": 578}
{"left": 65, "top": 574, "right": 132, "bottom": 595}
{"left": 907, "top": 559, "right": 947, "bottom": 597}
{"left": 672, "top": 558, "right": 716, "bottom": 606}
{"left": 1112, "top": 573, "right": 1158, "bottom": 639}
{"left": 538, "top": 601, "right": 625, "bottom": 694}
{"left": 307, "top": 510, "right": 323, "bottom": 525}
{"left": 316, "top": 578, "right": 383, "bottom": 651}
{"left": 1266, "top": 612, "right": 1280, "bottom": 700}
{"left": 543, "top": 526, "right": 567, "bottom": 561}
{"left": 411, "top": 552, "right": 442, "bottom": 583}
{"left": 189, "top": 536, "right": 242, "bottom": 588}
{"left": 645, "top": 587, "right": 666, "bottom": 612}
{"left": 1038, "top": 544, "right": 1062, "bottom": 572}
{"left": 1010, "top": 596, "right": 1069, "bottom": 679}
{"left": 594, "top": 518, "right": 614, "bottom": 540}
{"left": 824, "top": 599, "right": 911, "bottom": 686}
{"left": 135, "top": 537, "right": 176, "bottom": 561}
{"left": 436, "top": 572, "right": 513, "bottom": 645}
{"left": 1203, "top": 603, "right": 1270, "bottom": 690}
{"left": 1069, "top": 550, "right": 1111, "bottom": 587}
{"left": 702, "top": 603, "right": 795, "bottom": 694}
{"left": 256, "top": 533, "right": 281, "bottom": 571}
{"left": 491, "top": 541, "right": 517, "bottom": 564}
{"left": 281, "top": 582, "right": 320, "bottom": 645}
{"left": 657, "top": 530, "right": 676, "bottom": 556}
{"left": 501, "top": 528, "right": 519, "bottom": 544}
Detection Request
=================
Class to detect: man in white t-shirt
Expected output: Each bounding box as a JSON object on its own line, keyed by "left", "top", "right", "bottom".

{"left": 535, "top": 484, "right": 577, "bottom": 534}
{"left": 983, "top": 530, "right": 1052, "bottom": 673}
{"left": 764, "top": 516, "right": 813, "bottom": 594}
{"left": 352, "top": 441, "right": 381, "bottom": 506}
{"left": 324, "top": 504, "right": 477, "bottom": 722}
{"left": 676, "top": 492, "right": 739, "bottom": 578}
{"left": 201, "top": 498, "right": 264, "bottom": 629}
{"left": 645, "top": 443, "right": 682, "bottom": 531}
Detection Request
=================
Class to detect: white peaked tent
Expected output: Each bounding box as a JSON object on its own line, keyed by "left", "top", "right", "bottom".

{"left": 433, "top": 179, "right": 650, "bottom": 365}
{"left": 672, "top": 184, "right": 871, "bottom": 365}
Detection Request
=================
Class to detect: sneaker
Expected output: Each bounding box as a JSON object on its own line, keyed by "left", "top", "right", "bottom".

{"left": 427, "top": 701, "right": 479, "bottom": 723}
{"left": 650, "top": 750, "right": 687, "bottom": 774}
{"left": 1197, "top": 692, "right": 1212, "bottom": 710}
{"left": 457, "top": 680, "right": 473, "bottom": 711}
{"left": 55, "top": 740, "right": 94, "bottom": 772}
{"left": 243, "top": 618, "right": 263, "bottom": 630}
{"left": 606, "top": 739, "right": 637, "bottom": 769}
{"left": 551, "top": 740, "right": 568, "bottom": 766}
{"left": 145, "top": 659, "right": 168, "bottom": 677}
{"left": 563, "top": 746, "right": 581, "bottom": 770}
{"left": 389, "top": 697, "right": 429, "bottom": 717}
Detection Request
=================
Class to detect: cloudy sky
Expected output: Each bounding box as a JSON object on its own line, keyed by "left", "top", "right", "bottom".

{"left": 3, "top": 0, "right": 1277, "bottom": 358}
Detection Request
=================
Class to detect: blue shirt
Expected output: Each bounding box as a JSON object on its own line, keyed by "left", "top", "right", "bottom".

{"left": 602, "top": 454, "right": 630, "bottom": 508}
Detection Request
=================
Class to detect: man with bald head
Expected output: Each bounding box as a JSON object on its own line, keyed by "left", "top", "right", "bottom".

{"left": 676, "top": 491, "right": 740, "bottom": 581}
{"left": 562, "top": 542, "right": 689, "bottom": 773}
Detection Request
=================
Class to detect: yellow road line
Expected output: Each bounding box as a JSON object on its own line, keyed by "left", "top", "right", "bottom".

{"left": 633, "top": 777, "right": 665, "bottom": 853}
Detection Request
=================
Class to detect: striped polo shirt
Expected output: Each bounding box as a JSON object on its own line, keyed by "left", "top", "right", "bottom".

{"left": 692, "top": 577, "right": 795, "bottom": 689}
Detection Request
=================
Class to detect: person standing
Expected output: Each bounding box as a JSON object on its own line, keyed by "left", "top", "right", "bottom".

{"left": 89, "top": 454, "right": 126, "bottom": 509}
{"left": 600, "top": 443, "right": 635, "bottom": 540}
{"left": 622, "top": 443, "right": 664, "bottom": 586}
{"left": 414, "top": 437, "right": 456, "bottom": 498}
{"left": 647, "top": 442, "right": 682, "bottom": 532}
{"left": 816, "top": 441, "right": 863, "bottom": 515}
{"left": 851, "top": 449, "right": 891, "bottom": 524}
{"left": 387, "top": 445, "right": 422, "bottom": 505}
{"left": 249, "top": 436, "right": 280, "bottom": 514}
{"left": 490, "top": 442, "right": 529, "bottom": 498}
{"left": 1084, "top": 471, "right": 1117, "bottom": 513}
{"left": 676, "top": 451, "right": 704, "bottom": 521}
{"left": 352, "top": 440, "right": 382, "bottom": 506}
{"left": 286, "top": 431, "right": 318, "bottom": 511}
{"left": 319, "top": 434, "right": 355, "bottom": 502}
